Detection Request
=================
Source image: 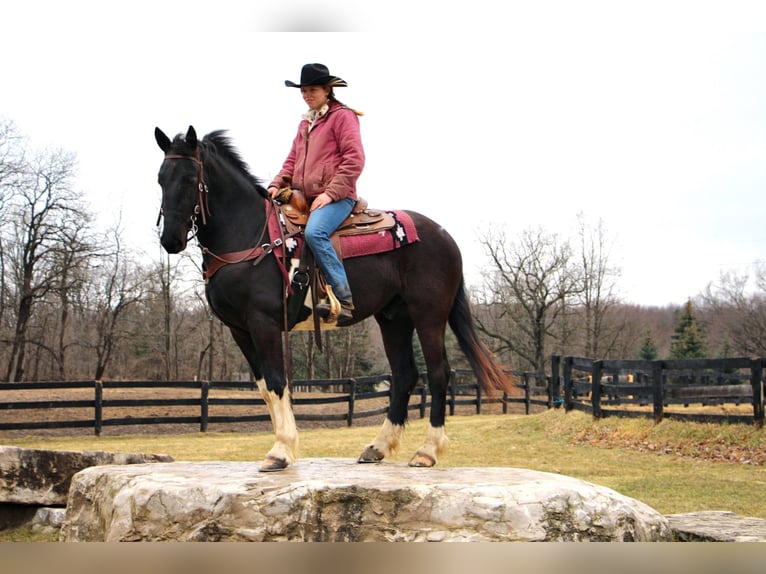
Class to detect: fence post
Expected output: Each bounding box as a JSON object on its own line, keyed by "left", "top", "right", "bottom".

{"left": 652, "top": 360, "right": 664, "bottom": 423}
{"left": 419, "top": 382, "right": 427, "bottom": 419}
{"left": 200, "top": 380, "right": 209, "bottom": 432}
{"left": 524, "top": 373, "right": 531, "bottom": 415}
{"left": 475, "top": 380, "right": 482, "bottom": 414}
{"left": 449, "top": 370, "right": 456, "bottom": 416}
{"left": 592, "top": 360, "right": 603, "bottom": 419}
{"left": 94, "top": 380, "right": 103, "bottom": 436}
{"left": 550, "top": 355, "right": 561, "bottom": 408}
{"left": 751, "top": 358, "right": 764, "bottom": 429}
{"left": 347, "top": 378, "right": 356, "bottom": 427}
{"left": 563, "top": 356, "right": 573, "bottom": 411}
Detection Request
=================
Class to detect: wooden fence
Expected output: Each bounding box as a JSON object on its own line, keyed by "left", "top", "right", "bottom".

{"left": 553, "top": 355, "right": 765, "bottom": 428}
{"left": 5, "top": 357, "right": 761, "bottom": 434}
{"left": 0, "top": 369, "right": 550, "bottom": 435}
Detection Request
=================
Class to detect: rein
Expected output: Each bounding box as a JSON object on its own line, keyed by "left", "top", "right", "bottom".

{"left": 158, "top": 147, "right": 298, "bottom": 384}
{"left": 200, "top": 200, "right": 298, "bottom": 283}
{"left": 159, "top": 151, "right": 294, "bottom": 282}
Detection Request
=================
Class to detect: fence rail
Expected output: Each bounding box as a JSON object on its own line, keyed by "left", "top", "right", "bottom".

{"left": 0, "top": 369, "right": 548, "bottom": 435}
{"left": 554, "top": 355, "right": 765, "bottom": 428}
{"left": 5, "top": 357, "right": 761, "bottom": 434}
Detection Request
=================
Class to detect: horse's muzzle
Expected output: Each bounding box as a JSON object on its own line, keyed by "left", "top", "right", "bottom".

{"left": 160, "top": 228, "right": 188, "bottom": 254}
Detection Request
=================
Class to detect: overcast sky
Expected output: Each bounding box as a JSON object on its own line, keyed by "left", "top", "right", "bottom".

{"left": 2, "top": 1, "right": 765, "bottom": 306}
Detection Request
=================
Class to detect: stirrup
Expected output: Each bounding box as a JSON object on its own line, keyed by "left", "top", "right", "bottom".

{"left": 315, "top": 286, "right": 352, "bottom": 322}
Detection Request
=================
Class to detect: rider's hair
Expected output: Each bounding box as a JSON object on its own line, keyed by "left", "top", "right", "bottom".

{"left": 327, "top": 85, "right": 364, "bottom": 117}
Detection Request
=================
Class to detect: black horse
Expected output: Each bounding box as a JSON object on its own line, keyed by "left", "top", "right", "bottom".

{"left": 155, "top": 126, "right": 515, "bottom": 471}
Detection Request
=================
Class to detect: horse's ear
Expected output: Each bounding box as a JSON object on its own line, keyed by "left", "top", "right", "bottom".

{"left": 155, "top": 127, "right": 171, "bottom": 152}
{"left": 186, "top": 126, "right": 198, "bottom": 148}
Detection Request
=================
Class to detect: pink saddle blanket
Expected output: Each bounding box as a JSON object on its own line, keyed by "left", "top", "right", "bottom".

{"left": 268, "top": 207, "right": 419, "bottom": 261}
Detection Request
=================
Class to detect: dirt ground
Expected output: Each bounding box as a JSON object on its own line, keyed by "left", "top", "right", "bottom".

{"left": 0, "top": 385, "right": 534, "bottom": 438}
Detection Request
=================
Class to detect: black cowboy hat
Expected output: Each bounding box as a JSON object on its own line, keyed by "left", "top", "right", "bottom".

{"left": 285, "top": 63, "right": 348, "bottom": 88}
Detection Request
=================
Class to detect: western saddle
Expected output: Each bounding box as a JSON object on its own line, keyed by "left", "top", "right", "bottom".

{"left": 274, "top": 187, "right": 395, "bottom": 329}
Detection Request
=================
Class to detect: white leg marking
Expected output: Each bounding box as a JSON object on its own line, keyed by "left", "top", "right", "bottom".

{"left": 257, "top": 379, "right": 299, "bottom": 465}
{"left": 412, "top": 425, "right": 449, "bottom": 466}
{"left": 369, "top": 419, "right": 405, "bottom": 457}
{"left": 257, "top": 379, "right": 276, "bottom": 420}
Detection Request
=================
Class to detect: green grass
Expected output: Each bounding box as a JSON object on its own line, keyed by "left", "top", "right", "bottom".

{"left": 2, "top": 409, "right": 765, "bottom": 542}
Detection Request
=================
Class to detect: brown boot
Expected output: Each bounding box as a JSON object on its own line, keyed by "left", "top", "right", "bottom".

{"left": 315, "top": 300, "right": 354, "bottom": 322}
{"left": 337, "top": 300, "right": 354, "bottom": 322}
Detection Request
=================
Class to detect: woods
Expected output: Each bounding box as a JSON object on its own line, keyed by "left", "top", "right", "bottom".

{"left": 2, "top": 119, "right": 766, "bottom": 383}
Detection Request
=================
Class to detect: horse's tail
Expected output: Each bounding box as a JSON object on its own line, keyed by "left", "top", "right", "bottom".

{"left": 448, "top": 278, "right": 519, "bottom": 396}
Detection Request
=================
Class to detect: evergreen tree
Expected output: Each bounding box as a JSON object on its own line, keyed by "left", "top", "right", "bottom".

{"left": 669, "top": 299, "right": 707, "bottom": 359}
{"left": 638, "top": 331, "right": 658, "bottom": 360}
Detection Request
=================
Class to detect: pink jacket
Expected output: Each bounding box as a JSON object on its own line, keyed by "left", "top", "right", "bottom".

{"left": 270, "top": 102, "right": 365, "bottom": 204}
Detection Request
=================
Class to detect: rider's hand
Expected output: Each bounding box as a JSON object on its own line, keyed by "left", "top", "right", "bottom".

{"left": 310, "top": 192, "right": 332, "bottom": 211}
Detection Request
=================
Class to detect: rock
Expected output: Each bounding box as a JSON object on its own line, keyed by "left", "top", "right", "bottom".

{"left": 0, "top": 446, "right": 174, "bottom": 506}
{"left": 666, "top": 511, "right": 766, "bottom": 542}
{"left": 28, "top": 506, "right": 66, "bottom": 534}
{"left": 0, "top": 503, "right": 66, "bottom": 535}
{"left": 60, "top": 458, "right": 670, "bottom": 542}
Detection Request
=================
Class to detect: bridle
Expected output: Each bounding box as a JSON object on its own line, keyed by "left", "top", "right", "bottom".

{"left": 157, "top": 144, "right": 302, "bottom": 383}
{"left": 157, "top": 148, "right": 210, "bottom": 231}
{"left": 156, "top": 148, "right": 290, "bottom": 283}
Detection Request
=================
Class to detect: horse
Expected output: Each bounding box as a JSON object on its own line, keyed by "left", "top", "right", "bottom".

{"left": 154, "top": 125, "right": 515, "bottom": 472}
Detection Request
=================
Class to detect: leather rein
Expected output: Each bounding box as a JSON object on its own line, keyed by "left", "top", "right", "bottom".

{"left": 158, "top": 151, "right": 293, "bottom": 283}
{"left": 158, "top": 149, "right": 300, "bottom": 386}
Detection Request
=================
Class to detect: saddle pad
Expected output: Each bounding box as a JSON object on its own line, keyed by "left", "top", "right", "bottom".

{"left": 267, "top": 202, "right": 419, "bottom": 261}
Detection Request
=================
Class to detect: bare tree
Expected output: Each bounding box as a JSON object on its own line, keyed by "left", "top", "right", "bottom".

{"left": 476, "top": 226, "right": 581, "bottom": 373}
{"left": 141, "top": 243, "right": 202, "bottom": 380}
{"left": 0, "top": 119, "right": 26, "bottom": 362}
{"left": 2, "top": 146, "right": 86, "bottom": 381}
{"left": 575, "top": 213, "right": 624, "bottom": 357}
{"left": 702, "top": 264, "right": 766, "bottom": 356}
{"left": 49, "top": 214, "right": 97, "bottom": 379}
{"left": 84, "top": 223, "right": 149, "bottom": 380}
{"left": 0, "top": 118, "right": 26, "bottom": 191}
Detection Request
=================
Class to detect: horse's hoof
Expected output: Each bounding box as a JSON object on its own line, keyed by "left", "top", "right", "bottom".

{"left": 408, "top": 452, "right": 436, "bottom": 467}
{"left": 357, "top": 445, "right": 385, "bottom": 463}
{"left": 259, "top": 456, "right": 289, "bottom": 472}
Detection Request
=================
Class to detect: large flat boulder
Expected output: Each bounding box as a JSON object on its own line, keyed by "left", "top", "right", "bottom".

{"left": 667, "top": 511, "right": 766, "bottom": 542}
{"left": 0, "top": 446, "right": 174, "bottom": 506}
{"left": 60, "top": 458, "right": 670, "bottom": 541}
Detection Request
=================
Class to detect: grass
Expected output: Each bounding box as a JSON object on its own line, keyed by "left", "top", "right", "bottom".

{"left": 2, "top": 409, "right": 765, "bottom": 541}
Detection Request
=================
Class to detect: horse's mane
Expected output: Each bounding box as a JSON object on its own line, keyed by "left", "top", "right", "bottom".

{"left": 201, "top": 130, "right": 268, "bottom": 198}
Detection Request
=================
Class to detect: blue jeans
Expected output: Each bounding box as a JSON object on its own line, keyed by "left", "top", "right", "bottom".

{"left": 304, "top": 198, "right": 355, "bottom": 303}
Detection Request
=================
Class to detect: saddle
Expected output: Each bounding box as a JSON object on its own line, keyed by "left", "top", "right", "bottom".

{"left": 273, "top": 188, "right": 396, "bottom": 333}
{"left": 276, "top": 187, "right": 396, "bottom": 238}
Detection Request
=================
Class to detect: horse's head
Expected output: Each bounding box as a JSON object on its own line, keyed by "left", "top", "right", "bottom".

{"left": 155, "top": 125, "right": 204, "bottom": 253}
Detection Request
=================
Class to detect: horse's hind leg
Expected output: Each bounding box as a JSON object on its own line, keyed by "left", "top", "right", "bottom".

{"left": 408, "top": 325, "right": 451, "bottom": 467}
{"left": 358, "top": 307, "right": 419, "bottom": 463}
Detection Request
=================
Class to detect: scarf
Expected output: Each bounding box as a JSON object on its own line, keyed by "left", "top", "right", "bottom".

{"left": 302, "top": 103, "right": 330, "bottom": 131}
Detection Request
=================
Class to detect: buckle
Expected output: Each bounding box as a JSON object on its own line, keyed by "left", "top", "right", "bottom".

{"left": 261, "top": 238, "right": 283, "bottom": 255}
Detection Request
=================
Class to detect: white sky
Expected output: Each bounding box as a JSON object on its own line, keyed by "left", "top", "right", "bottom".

{"left": 2, "top": 1, "right": 765, "bottom": 306}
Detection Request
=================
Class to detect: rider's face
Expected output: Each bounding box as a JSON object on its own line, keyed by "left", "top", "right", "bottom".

{"left": 301, "top": 85, "right": 330, "bottom": 110}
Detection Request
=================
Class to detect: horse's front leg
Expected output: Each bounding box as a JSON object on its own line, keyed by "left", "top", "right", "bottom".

{"left": 255, "top": 328, "right": 299, "bottom": 472}
{"left": 256, "top": 374, "right": 299, "bottom": 472}
{"left": 229, "top": 326, "right": 298, "bottom": 472}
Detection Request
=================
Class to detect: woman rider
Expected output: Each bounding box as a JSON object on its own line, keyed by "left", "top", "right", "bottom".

{"left": 268, "top": 63, "right": 365, "bottom": 322}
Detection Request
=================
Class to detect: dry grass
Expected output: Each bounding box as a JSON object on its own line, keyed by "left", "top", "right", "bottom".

{"left": 5, "top": 409, "right": 765, "bottom": 524}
